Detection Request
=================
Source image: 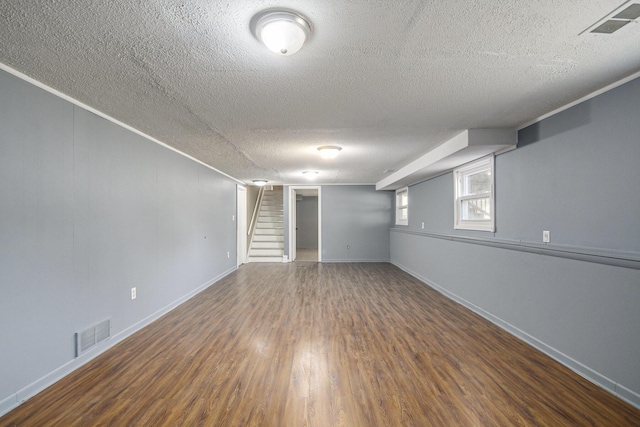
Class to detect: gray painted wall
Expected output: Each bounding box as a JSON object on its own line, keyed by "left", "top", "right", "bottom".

{"left": 0, "top": 70, "right": 237, "bottom": 413}
{"left": 283, "top": 185, "right": 393, "bottom": 261}
{"left": 296, "top": 196, "right": 318, "bottom": 249}
{"left": 322, "top": 186, "right": 393, "bottom": 262}
{"left": 390, "top": 77, "right": 640, "bottom": 407}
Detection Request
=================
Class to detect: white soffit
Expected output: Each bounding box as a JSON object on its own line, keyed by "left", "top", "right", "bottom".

{"left": 376, "top": 129, "right": 516, "bottom": 191}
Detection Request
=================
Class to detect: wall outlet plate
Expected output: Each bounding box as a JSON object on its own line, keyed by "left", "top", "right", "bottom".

{"left": 131, "top": 287, "right": 136, "bottom": 300}
{"left": 543, "top": 230, "right": 550, "bottom": 243}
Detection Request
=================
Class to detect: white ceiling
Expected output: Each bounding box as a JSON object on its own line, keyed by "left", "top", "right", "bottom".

{"left": 1, "top": 1, "right": 639, "bottom": 186}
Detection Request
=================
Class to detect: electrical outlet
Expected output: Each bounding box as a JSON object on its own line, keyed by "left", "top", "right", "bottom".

{"left": 131, "top": 287, "right": 136, "bottom": 300}
{"left": 421, "top": 222, "right": 425, "bottom": 229}
{"left": 227, "top": 251, "right": 230, "bottom": 258}
{"left": 543, "top": 230, "right": 550, "bottom": 243}
{"left": 232, "top": 214, "right": 235, "bottom": 221}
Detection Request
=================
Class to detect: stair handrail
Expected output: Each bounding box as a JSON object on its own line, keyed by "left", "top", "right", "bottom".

{"left": 248, "top": 185, "right": 266, "bottom": 239}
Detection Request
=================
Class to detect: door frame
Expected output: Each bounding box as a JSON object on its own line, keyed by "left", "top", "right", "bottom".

{"left": 236, "top": 185, "right": 247, "bottom": 267}
{"left": 288, "top": 186, "right": 321, "bottom": 262}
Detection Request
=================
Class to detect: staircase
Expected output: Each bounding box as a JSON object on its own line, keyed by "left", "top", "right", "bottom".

{"left": 247, "top": 187, "right": 284, "bottom": 263}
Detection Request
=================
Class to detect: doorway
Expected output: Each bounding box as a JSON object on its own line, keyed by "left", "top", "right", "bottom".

{"left": 289, "top": 186, "right": 321, "bottom": 262}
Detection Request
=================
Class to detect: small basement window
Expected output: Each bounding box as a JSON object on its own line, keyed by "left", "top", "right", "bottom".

{"left": 396, "top": 187, "right": 408, "bottom": 226}
{"left": 454, "top": 156, "right": 495, "bottom": 232}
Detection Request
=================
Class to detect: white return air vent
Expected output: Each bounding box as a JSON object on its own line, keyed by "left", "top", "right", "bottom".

{"left": 75, "top": 319, "right": 111, "bottom": 357}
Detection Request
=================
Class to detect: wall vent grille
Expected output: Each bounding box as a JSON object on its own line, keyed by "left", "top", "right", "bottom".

{"left": 75, "top": 319, "right": 111, "bottom": 357}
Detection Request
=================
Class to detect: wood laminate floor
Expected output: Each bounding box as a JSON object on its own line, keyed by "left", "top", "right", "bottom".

{"left": 295, "top": 249, "right": 318, "bottom": 262}
{"left": 2, "top": 263, "right": 639, "bottom": 426}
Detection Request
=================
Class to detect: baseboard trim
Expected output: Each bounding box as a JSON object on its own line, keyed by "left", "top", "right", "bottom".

{"left": 321, "top": 259, "right": 390, "bottom": 263}
{"left": 111, "top": 266, "right": 236, "bottom": 344}
{"left": 390, "top": 260, "right": 640, "bottom": 410}
{"left": 617, "top": 383, "right": 640, "bottom": 409}
{"left": 0, "top": 394, "right": 17, "bottom": 417}
{"left": 0, "top": 266, "right": 236, "bottom": 418}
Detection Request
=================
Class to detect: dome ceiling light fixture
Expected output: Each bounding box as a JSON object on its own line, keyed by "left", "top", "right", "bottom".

{"left": 251, "top": 9, "right": 312, "bottom": 56}
{"left": 317, "top": 145, "right": 342, "bottom": 159}
{"left": 302, "top": 171, "right": 319, "bottom": 179}
{"left": 253, "top": 179, "right": 268, "bottom": 186}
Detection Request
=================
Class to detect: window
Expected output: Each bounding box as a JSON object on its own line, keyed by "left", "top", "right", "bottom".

{"left": 396, "top": 187, "right": 408, "bottom": 226}
{"left": 454, "top": 156, "right": 495, "bottom": 231}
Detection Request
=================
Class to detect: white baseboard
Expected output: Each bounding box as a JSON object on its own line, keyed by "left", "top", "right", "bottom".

{"left": 390, "top": 260, "right": 640, "bottom": 410}
{"left": 0, "top": 266, "right": 236, "bottom": 418}
{"left": 0, "top": 394, "right": 17, "bottom": 417}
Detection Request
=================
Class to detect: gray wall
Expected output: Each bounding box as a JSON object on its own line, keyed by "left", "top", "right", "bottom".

{"left": 283, "top": 185, "right": 394, "bottom": 261}
{"left": 390, "top": 77, "right": 640, "bottom": 407}
{"left": 296, "top": 196, "right": 318, "bottom": 249}
{"left": 322, "top": 185, "right": 393, "bottom": 262}
{"left": 0, "top": 70, "right": 238, "bottom": 414}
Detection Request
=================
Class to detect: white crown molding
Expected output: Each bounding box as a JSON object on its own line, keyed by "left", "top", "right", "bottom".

{"left": 0, "top": 62, "right": 244, "bottom": 185}
{"left": 518, "top": 69, "right": 640, "bottom": 130}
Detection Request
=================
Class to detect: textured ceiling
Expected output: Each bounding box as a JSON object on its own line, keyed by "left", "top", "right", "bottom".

{"left": 1, "top": 0, "right": 640, "bottom": 185}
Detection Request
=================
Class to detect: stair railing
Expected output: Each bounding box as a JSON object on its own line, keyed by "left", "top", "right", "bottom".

{"left": 247, "top": 186, "right": 266, "bottom": 251}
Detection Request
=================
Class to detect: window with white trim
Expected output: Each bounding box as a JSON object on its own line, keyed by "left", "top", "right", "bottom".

{"left": 395, "top": 187, "right": 408, "bottom": 226}
{"left": 454, "top": 156, "right": 495, "bottom": 231}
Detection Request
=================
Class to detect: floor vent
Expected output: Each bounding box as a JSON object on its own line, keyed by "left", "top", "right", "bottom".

{"left": 75, "top": 319, "right": 111, "bottom": 357}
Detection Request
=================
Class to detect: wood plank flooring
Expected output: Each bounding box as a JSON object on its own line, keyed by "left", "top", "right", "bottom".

{"left": 294, "top": 248, "right": 318, "bottom": 262}
{"left": 2, "top": 262, "right": 639, "bottom": 426}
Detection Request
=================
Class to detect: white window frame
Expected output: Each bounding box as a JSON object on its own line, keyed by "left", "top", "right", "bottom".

{"left": 454, "top": 156, "right": 495, "bottom": 232}
{"left": 395, "top": 187, "right": 409, "bottom": 226}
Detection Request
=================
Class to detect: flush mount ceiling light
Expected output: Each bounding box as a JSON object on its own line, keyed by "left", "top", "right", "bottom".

{"left": 251, "top": 9, "right": 311, "bottom": 56}
{"left": 302, "top": 171, "right": 319, "bottom": 179}
{"left": 317, "top": 146, "right": 342, "bottom": 159}
{"left": 253, "top": 179, "right": 268, "bottom": 186}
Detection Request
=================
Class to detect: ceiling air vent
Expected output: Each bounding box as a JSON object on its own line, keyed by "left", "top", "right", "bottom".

{"left": 614, "top": 3, "right": 640, "bottom": 19}
{"left": 584, "top": 2, "right": 640, "bottom": 34}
